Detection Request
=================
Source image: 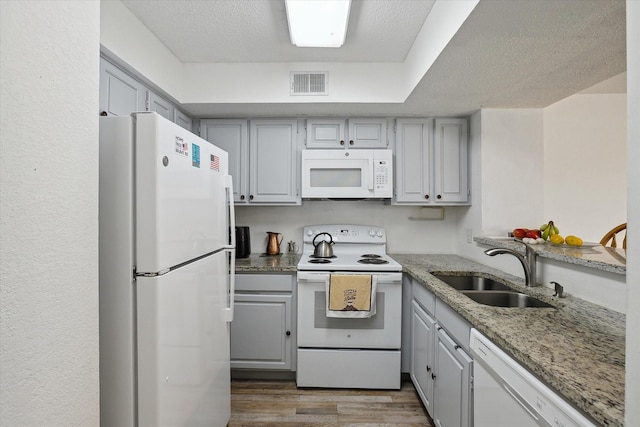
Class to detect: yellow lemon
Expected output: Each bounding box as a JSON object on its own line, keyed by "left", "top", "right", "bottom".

{"left": 549, "top": 234, "right": 564, "bottom": 245}
{"left": 565, "top": 235, "right": 583, "bottom": 246}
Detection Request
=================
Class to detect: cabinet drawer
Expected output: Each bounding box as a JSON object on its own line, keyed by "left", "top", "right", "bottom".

{"left": 412, "top": 280, "right": 436, "bottom": 315}
{"left": 236, "top": 274, "right": 293, "bottom": 292}
{"left": 435, "top": 299, "right": 471, "bottom": 352}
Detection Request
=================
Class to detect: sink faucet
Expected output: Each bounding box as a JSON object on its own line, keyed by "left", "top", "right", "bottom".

{"left": 484, "top": 243, "right": 537, "bottom": 287}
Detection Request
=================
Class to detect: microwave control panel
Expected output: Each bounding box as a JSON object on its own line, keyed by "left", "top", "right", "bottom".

{"left": 374, "top": 159, "right": 391, "bottom": 192}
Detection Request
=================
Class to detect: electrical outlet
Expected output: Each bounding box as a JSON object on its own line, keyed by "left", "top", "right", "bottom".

{"left": 466, "top": 228, "right": 473, "bottom": 243}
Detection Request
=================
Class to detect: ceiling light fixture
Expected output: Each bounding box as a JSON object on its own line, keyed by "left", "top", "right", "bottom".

{"left": 285, "top": 0, "right": 351, "bottom": 48}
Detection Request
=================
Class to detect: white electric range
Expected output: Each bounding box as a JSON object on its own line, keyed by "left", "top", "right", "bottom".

{"left": 296, "top": 224, "right": 402, "bottom": 390}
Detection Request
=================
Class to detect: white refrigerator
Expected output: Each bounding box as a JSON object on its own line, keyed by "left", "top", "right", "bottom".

{"left": 99, "top": 112, "right": 235, "bottom": 427}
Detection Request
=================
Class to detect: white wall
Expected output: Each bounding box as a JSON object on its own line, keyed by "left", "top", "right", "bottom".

{"left": 544, "top": 93, "right": 627, "bottom": 243}
{"left": 100, "top": 0, "right": 184, "bottom": 102}
{"left": 456, "top": 108, "right": 627, "bottom": 313}
{"left": 625, "top": 1, "right": 640, "bottom": 424}
{"left": 479, "top": 109, "right": 545, "bottom": 236}
{"left": 0, "top": 2, "right": 100, "bottom": 426}
{"left": 236, "top": 201, "right": 460, "bottom": 255}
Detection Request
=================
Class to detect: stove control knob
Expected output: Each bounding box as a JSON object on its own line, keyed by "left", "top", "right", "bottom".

{"left": 369, "top": 229, "right": 376, "bottom": 237}
{"left": 307, "top": 229, "right": 314, "bottom": 236}
{"left": 376, "top": 230, "right": 383, "bottom": 237}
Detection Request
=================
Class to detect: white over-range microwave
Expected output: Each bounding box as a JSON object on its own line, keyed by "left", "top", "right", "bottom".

{"left": 301, "top": 149, "right": 393, "bottom": 199}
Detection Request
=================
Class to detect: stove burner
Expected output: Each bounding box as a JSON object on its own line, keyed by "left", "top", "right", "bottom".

{"left": 357, "top": 258, "right": 389, "bottom": 265}
{"left": 309, "top": 258, "right": 332, "bottom": 264}
{"left": 361, "top": 254, "right": 382, "bottom": 258}
{"left": 310, "top": 255, "right": 336, "bottom": 259}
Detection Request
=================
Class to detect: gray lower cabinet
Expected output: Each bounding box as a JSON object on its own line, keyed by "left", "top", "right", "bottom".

{"left": 409, "top": 275, "right": 473, "bottom": 427}
{"left": 230, "top": 274, "right": 296, "bottom": 370}
{"left": 411, "top": 299, "right": 436, "bottom": 416}
{"left": 433, "top": 326, "right": 473, "bottom": 427}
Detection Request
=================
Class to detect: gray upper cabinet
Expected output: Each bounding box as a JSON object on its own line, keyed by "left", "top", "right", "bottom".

{"left": 249, "top": 119, "right": 301, "bottom": 205}
{"left": 306, "top": 118, "right": 388, "bottom": 149}
{"left": 174, "top": 109, "right": 192, "bottom": 131}
{"left": 148, "top": 91, "right": 175, "bottom": 122}
{"left": 200, "top": 119, "right": 248, "bottom": 203}
{"left": 99, "top": 57, "right": 191, "bottom": 130}
{"left": 394, "top": 118, "right": 433, "bottom": 203}
{"left": 306, "top": 119, "right": 346, "bottom": 148}
{"left": 348, "top": 118, "right": 388, "bottom": 148}
{"left": 202, "top": 119, "right": 301, "bottom": 206}
{"left": 394, "top": 117, "right": 469, "bottom": 205}
{"left": 99, "top": 59, "right": 146, "bottom": 116}
{"left": 434, "top": 118, "right": 469, "bottom": 204}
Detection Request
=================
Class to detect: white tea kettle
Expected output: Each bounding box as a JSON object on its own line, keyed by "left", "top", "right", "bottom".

{"left": 312, "top": 232, "right": 334, "bottom": 258}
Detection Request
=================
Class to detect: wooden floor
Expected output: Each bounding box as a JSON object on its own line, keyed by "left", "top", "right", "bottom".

{"left": 229, "top": 379, "right": 434, "bottom": 427}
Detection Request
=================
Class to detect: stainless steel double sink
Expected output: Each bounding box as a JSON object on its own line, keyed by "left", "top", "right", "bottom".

{"left": 434, "top": 274, "right": 555, "bottom": 308}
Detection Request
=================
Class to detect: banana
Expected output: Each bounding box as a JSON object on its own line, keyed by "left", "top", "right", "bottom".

{"left": 541, "top": 220, "right": 558, "bottom": 240}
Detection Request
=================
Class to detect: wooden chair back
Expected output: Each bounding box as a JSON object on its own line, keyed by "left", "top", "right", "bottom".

{"left": 600, "top": 223, "right": 627, "bottom": 249}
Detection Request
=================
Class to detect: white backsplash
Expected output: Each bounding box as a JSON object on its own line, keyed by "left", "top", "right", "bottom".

{"left": 235, "top": 200, "right": 464, "bottom": 255}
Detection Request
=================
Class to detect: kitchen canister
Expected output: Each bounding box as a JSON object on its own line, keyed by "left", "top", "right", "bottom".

{"left": 235, "top": 226, "right": 251, "bottom": 258}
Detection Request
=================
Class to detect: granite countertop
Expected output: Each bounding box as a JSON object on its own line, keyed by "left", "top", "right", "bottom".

{"left": 235, "top": 252, "right": 301, "bottom": 272}
{"left": 474, "top": 236, "right": 626, "bottom": 275}
{"left": 392, "top": 253, "right": 625, "bottom": 427}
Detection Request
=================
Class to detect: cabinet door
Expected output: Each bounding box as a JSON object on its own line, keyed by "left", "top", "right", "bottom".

{"left": 347, "top": 118, "right": 388, "bottom": 148}
{"left": 201, "top": 120, "right": 249, "bottom": 204}
{"left": 148, "top": 92, "right": 175, "bottom": 122}
{"left": 411, "top": 300, "right": 436, "bottom": 418}
{"left": 306, "top": 119, "right": 346, "bottom": 148}
{"left": 99, "top": 58, "right": 147, "bottom": 116}
{"left": 434, "top": 118, "right": 469, "bottom": 204}
{"left": 174, "top": 109, "right": 192, "bottom": 131}
{"left": 230, "top": 294, "right": 293, "bottom": 370}
{"left": 394, "top": 118, "right": 433, "bottom": 203}
{"left": 434, "top": 327, "right": 473, "bottom": 427}
{"left": 249, "top": 119, "right": 300, "bottom": 204}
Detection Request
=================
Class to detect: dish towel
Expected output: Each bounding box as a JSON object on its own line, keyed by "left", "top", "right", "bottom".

{"left": 326, "top": 274, "right": 377, "bottom": 318}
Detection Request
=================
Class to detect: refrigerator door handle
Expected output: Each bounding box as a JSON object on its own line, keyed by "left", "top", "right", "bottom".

{"left": 225, "top": 175, "right": 235, "bottom": 249}
{"left": 224, "top": 248, "right": 235, "bottom": 322}
{"left": 224, "top": 174, "right": 235, "bottom": 323}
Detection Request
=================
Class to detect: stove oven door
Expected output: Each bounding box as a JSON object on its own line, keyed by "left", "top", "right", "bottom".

{"left": 296, "top": 271, "right": 402, "bottom": 349}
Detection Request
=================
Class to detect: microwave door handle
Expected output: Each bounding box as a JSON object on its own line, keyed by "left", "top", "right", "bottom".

{"left": 368, "top": 161, "right": 374, "bottom": 190}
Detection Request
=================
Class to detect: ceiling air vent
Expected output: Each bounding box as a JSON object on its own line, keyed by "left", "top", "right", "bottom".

{"left": 290, "top": 71, "right": 328, "bottom": 96}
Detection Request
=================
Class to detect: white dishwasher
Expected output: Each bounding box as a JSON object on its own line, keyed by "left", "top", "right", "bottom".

{"left": 470, "top": 329, "right": 597, "bottom": 427}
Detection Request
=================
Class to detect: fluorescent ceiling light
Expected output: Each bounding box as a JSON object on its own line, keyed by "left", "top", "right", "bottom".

{"left": 285, "top": 0, "right": 351, "bottom": 48}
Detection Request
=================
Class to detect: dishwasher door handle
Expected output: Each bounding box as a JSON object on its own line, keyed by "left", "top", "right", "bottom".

{"left": 502, "top": 381, "right": 544, "bottom": 424}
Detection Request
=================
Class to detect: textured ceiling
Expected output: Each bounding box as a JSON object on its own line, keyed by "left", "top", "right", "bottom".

{"left": 121, "top": 0, "right": 626, "bottom": 117}
{"left": 121, "top": 0, "right": 435, "bottom": 63}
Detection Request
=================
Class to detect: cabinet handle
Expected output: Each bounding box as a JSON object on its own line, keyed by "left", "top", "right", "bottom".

{"left": 240, "top": 195, "right": 245, "bottom": 200}
{"left": 437, "top": 326, "right": 442, "bottom": 331}
{"left": 431, "top": 373, "right": 436, "bottom": 380}
{"left": 426, "top": 365, "right": 431, "bottom": 372}
{"left": 249, "top": 195, "right": 254, "bottom": 200}
{"left": 455, "top": 344, "right": 461, "bottom": 350}
{"left": 340, "top": 140, "right": 345, "bottom": 145}
{"left": 349, "top": 140, "right": 354, "bottom": 145}
{"left": 424, "top": 194, "right": 430, "bottom": 200}
{"left": 437, "top": 195, "right": 442, "bottom": 199}
{"left": 286, "top": 331, "right": 291, "bottom": 336}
